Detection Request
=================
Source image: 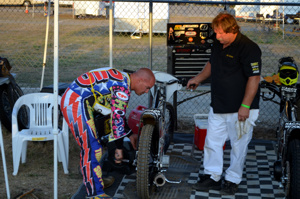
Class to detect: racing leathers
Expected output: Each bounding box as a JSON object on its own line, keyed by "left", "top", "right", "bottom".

{"left": 60, "top": 67, "right": 131, "bottom": 197}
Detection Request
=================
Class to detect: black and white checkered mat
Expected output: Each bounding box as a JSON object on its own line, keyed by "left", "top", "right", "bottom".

{"left": 113, "top": 140, "right": 285, "bottom": 199}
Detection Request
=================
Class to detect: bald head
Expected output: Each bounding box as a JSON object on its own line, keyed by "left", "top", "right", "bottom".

{"left": 135, "top": 68, "right": 155, "bottom": 82}
{"left": 130, "top": 68, "right": 155, "bottom": 95}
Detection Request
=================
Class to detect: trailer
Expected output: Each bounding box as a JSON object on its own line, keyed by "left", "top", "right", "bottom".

{"left": 234, "top": 0, "right": 299, "bottom": 20}
{"left": 59, "top": 1, "right": 73, "bottom": 6}
{"left": 113, "top": 2, "right": 169, "bottom": 34}
{"left": 74, "top": 1, "right": 106, "bottom": 18}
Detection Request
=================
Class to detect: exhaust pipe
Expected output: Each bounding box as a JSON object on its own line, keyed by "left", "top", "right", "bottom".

{"left": 154, "top": 173, "right": 166, "bottom": 187}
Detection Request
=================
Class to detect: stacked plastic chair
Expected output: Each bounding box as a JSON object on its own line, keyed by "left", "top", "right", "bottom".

{"left": 11, "top": 92, "right": 69, "bottom": 176}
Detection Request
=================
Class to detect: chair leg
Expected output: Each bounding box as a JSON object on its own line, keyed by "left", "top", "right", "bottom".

{"left": 62, "top": 119, "right": 69, "bottom": 167}
{"left": 21, "top": 140, "right": 28, "bottom": 164}
{"left": 57, "top": 134, "right": 69, "bottom": 174}
{"left": 12, "top": 138, "right": 23, "bottom": 176}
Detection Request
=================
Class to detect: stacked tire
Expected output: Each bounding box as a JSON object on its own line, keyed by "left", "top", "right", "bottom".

{"left": 0, "top": 82, "right": 27, "bottom": 131}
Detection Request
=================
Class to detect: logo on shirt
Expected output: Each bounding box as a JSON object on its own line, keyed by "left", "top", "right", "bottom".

{"left": 226, "top": 54, "right": 234, "bottom": 58}
{"left": 114, "top": 109, "right": 125, "bottom": 116}
{"left": 116, "top": 91, "right": 129, "bottom": 101}
{"left": 251, "top": 62, "right": 260, "bottom": 74}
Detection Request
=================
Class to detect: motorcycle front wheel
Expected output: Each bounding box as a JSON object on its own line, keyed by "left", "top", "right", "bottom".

{"left": 287, "top": 139, "right": 300, "bottom": 198}
{"left": 136, "top": 124, "right": 158, "bottom": 199}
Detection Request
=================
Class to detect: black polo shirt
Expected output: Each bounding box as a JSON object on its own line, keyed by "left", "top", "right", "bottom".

{"left": 210, "top": 32, "right": 261, "bottom": 113}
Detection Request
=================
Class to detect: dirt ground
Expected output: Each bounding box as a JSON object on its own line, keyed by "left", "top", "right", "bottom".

{"left": 0, "top": 120, "right": 276, "bottom": 199}
{"left": 0, "top": 124, "right": 82, "bottom": 199}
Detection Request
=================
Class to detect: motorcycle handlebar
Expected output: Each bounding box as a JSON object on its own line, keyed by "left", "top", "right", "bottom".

{"left": 156, "top": 78, "right": 181, "bottom": 85}
{"left": 260, "top": 80, "right": 281, "bottom": 100}
{"left": 260, "top": 81, "right": 280, "bottom": 93}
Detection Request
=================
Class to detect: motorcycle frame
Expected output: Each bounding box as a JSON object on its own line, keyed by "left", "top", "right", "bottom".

{"left": 139, "top": 82, "right": 168, "bottom": 170}
{"left": 274, "top": 84, "right": 300, "bottom": 189}
{"left": 137, "top": 71, "right": 182, "bottom": 171}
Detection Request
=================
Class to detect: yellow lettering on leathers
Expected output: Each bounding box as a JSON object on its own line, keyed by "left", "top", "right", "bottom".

{"left": 93, "top": 165, "right": 104, "bottom": 186}
{"left": 95, "top": 148, "right": 102, "bottom": 162}
{"left": 85, "top": 100, "right": 98, "bottom": 139}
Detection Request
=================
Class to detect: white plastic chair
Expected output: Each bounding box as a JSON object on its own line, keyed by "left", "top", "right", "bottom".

{"left": 12, "top": 93, "right": 69, "bottom": 176}
{"left": 0, "top": 120, "right": 10, "bottom": 199}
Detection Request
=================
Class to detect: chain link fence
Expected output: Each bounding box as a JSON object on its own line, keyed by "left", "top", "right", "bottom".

{"left": 0, "top": 0, "right": 299, "bottom": 133}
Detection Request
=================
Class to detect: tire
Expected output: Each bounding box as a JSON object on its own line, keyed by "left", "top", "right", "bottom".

{"left": 287, "top": 139, "right": 300, "bottom": 199}
{"left": 296, "top": 99, "right": 300, "bottom": 121}
{"left": 0, "top": 84, "right": 14, "bottom": 131}
{"left": 9, "top": 83, "right": 28, "bottom": 131}
{"left": 164, "top": 102, "right": 175, "bottom": 152}
{"left": 9, "top": 83, "right": 23, "bottom": 103}
{"left": 0, "top": 83, "right": 27, "bottom": 132}
{"left": 136, "top": 124, "right": 158, "bottom": 199}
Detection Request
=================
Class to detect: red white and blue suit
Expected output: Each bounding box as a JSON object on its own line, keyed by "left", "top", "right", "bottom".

{"left": 60, "top": 67, "right": 131, "bottom": 197}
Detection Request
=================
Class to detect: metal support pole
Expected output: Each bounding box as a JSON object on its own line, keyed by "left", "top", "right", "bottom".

{"left": 109, "top": 0, "right": 113, "bottom": 68}
{"left": 53, "top": 0, "right": 59, "bottom": 198}
{"left": 148, "top": 1, "right": 153, "bottom": 107}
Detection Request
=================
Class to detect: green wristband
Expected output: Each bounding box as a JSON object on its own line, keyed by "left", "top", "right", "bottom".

{"left": 241, "top": 104, "right": 250, "bottom": 109}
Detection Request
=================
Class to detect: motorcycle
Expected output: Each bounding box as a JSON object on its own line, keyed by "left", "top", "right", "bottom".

{"left": 135, "top": 71, "right": 182, "bottom": 199}
{"left": 97, "top": 70, "right": 183, "bottom": 199}
{"left": 261, "top": 57, "right": 300, "bottom": 199}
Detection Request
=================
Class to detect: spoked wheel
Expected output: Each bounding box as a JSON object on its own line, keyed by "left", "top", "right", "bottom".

{"left": 287, "top": 139, "right": 300, "bottom": 199}
{"left": 164, "top": 102, "right": 175, "bottom": 152}
{"left": 136, "top": 124, "right": 159, "bottom": 199}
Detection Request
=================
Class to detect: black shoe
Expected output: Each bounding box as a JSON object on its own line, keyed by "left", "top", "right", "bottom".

{"left": 103, "top": 176, "right": 115, "bottom": 189}
{"left": 220, "top": 180, "right": 239, "bottom": 195}
{"left": 71, "top": 176, "right": 115, "bottom": 199}
{"left": 192, "top": 174, "right": 221, "bottom": 191}
{"left": 71, "top": 183, "right": 86, "bottom": 199}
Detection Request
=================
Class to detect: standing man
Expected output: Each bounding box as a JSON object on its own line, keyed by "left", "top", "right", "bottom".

{"left": 61, "top": 67, "right": 155, "bottom": 199}
{"left": 187, "top": 12, "right": 261, "bottom": 195}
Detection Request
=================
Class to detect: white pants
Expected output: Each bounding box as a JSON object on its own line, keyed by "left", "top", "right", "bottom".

{"left": 203, "top": 107, "right": 259, "bottom": 184}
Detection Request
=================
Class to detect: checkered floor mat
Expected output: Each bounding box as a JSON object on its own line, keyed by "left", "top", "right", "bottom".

{"left": 114, "top": 140, "right": 286, "bottom": 199}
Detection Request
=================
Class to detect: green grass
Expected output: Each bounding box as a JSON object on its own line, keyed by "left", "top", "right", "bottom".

{"left": 1, "top": 7, "right": 300, "bottom": 89}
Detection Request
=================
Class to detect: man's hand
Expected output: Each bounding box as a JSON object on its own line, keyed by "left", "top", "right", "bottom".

{"left": 129, "top": 133, "right": 138, "bottom": 150}
{"left": 186, "top": 78, "right": 199, "bottom": 91}
{"left": 238, "top": 106, "right": 250, "bottom": 121}
{"left": 114, "top": 148, "right": 123, "bottom": 164}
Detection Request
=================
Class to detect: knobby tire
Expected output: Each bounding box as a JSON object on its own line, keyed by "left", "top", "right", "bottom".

{"left": 164, "top": 102, "right": 175, "bottom": 151}
{"left": 296, "top": 99, "right": 300, "bottom": 121}
{"left": 136, "top": 124, "right": 155, "bottom": 199}
{"left": 9, "top": 83, "right": 28, "bottom": 130}
{"left": 287, "top": 139, "right": 300, "bottom": 199}
{"left": 0, "top": 83, "right": 27, "bottom": 132}
{"left": 0, "top": 84, "right": 13, "bottom": 131}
